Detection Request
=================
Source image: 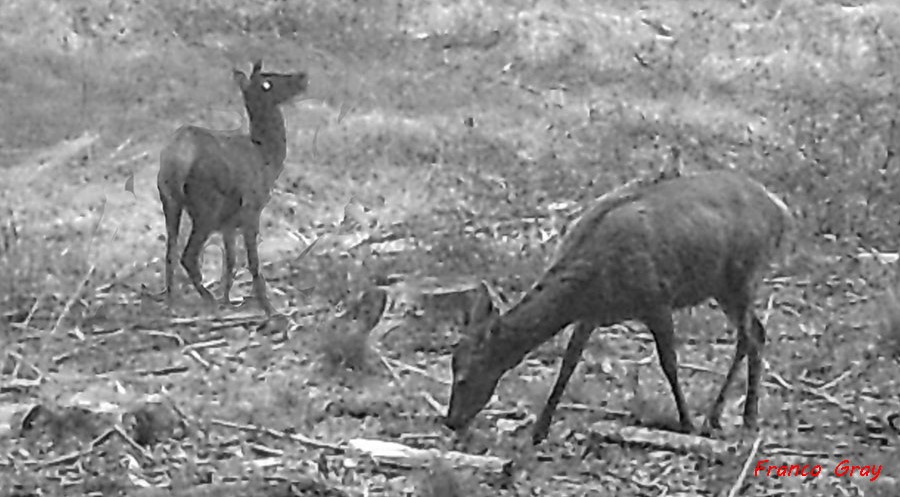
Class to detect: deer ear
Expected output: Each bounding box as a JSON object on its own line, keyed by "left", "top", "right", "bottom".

{"left": 465, "top": 281, "right": 497, "bottom": 326}
{"left": 233, "top": 70, "right": 249, "bottom": 90}
{"left": 251, "top": 59, "right": 263, "bottom": 75}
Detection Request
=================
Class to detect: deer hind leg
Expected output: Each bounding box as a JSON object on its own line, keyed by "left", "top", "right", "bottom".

{"left": 644, "top": 308, "right": 693, "bottom": 433}
{"left": 220, "top": 228, "right": 237, "bottom": 306}
{"left": 713, "top": 292, "right": 766, "bottom": 431}
{"left": 242, "top": 223, "right": 275, "bottom": 317}
{"left": 707, "top": 317, "right": 747, "bottom": 430}
{"left": 743, "top": 313, "right": 766, "bottom": 429}
{"left": 533, "top": 321, "right": 593, "bottom": 444}
{"left": 181, "top": 219, "right": 216, "bottom": 305}
{"left": 158, "top": 194, "right": 182, "bottom": 303}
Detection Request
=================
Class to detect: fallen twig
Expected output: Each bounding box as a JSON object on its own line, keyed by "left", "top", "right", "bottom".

{"left": 210, "top": 418, "right": 342, "bottom": 452}
{"left": 801, "top": 368, "right": 854, "bottom": 391}
{"left": 375, "top": 349, "right": 402, "bottom": 384}
{"left": 385, "top": 357, "right": 450, "bottom": 386}
{"left": 185, "top": 349, "right": 211, "bottom": 370}
{"left": 420, "top": 392, "right": 444, "bottom": 415}
{"left": 0, "top": 377, "right": 42, "bottom": 392}
{"left": 168, "top": 312, "right": 262, "bottom": 327}
{"left": 90, "top": 327, "right": 124, "bottom": 337}
{"left": 139, "top": 329, "right": 185, "bottom": 347}
{"left": 51, "top": 264, "right": 96, "bottom": 335}
{"left": 22, "top": 289, "right": 49, "bottom": 329}
{"left": 764, "top": 445, "right": 840, "bottom": 459}
{"left": 761, "top": 293, "right": 776, "bottom": 327}
{"left": 727, "top": 434, "right": 762, "bottom": 497}
{"left": 248, "top": 442, "right": 283, "bottom": 457}
{"left": 183, "top": 338, "right": 228, "bottom": 351}
{"left": 589, "top": 420, "right": 736, "bottom": 460}
{"left": 134, "top": 365, "right": 190, "bottom": 376}
{"left": 113, "top": 424, "right": 153, "bottom": 461}
{"left": 51, "top": 352, "right": 73, "bottom": 365}
{"left": 347, "top": 438, "right": 511, "bottom": 473}
{"left": 7, "top": 351, "right": 44, "bottom": 382}
{"left": 399, "top": 432, "right": 442, "bottom": 443}
{"left": 39, "top": 426, "right": 115, "bottom": 467}
{"left": 680, "top": 362, "right": 723, "bottom": 376}
{"left": 765, "top": 370, "right": 858, "bottom": 420}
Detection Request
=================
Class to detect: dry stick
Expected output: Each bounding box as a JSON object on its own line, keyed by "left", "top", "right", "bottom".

{"left": 185, "top": 349, "right": 211, "bottom": 370}
{"left": 348, "top": 438, "right": 510, "bottom": 473}
{"left": 168, "top": 312, "right": 264, "bottom": 327}
{"left": 761, "top": 293, "right": 776, "bottom": 327}
{"left": 629, "top": 475, "right": 665, "bottom": 494}
{"left": 51, "top": 352, "right": 72, "bottom": 365}
{"left": 108, "top": 136, "right": 133, "bottom": 158}
{"left": 386, "top": 357, "right": 450, "bottom": 386}
{"left": 183, "top": 338, "right": 228, "bottom": 351}
{"left": 112, "top": 424, "right": 153, "bottom": 460}
{"left": 210, "top": 418, "right": 342, "bottom": 452}
{"left": 766, "top": 369, "right": 793, "bottom": 390}
{"left": 680, "top": 362, "right": 723, "bottom": 376}
{"left": 90, "top": 327, "right": 123, "bottom": 337}
{"left": 85, "top": 196, "right": 107, "bottom": 264}
{"left": 765, "top": 370, "right": 859, "bottom": 421}
{"left": 420, "top": 391, "right": 445, "bottom": 415}
{"left": 0, "top": 377, "right": 41, "bottom": 391}
{"left": 765, "top": 445, "right": 839, "bottom": 459}
{"left": 6, "top": 351, "right": 43, "bottom": 381}
{"left": 576, "top": 406, "right": 633, "bottom": 420}
{"left": 399, "top": 432, "right": 442, "bottom": 442}
{"left": 111, "top": 149, "right": 152, "bottom": 169}
{"left": 374, "top": 348, "right": 402, "bottom": 384}
{"left": 40, "top": 426, "right": 116, "bottom": 467}
{"left": 296, "top": 235, "right": 321, "bottom": 260}
{"left": 134, "top": 364, "right": 190, "bottom": 376}
{"left": 590, "top": 420, "right": 734, "bottom": 459}
{"left": 807, "top": 368, "right": 854, "bottom": 391}
{"left": 248, "top": 442, "right": 283, "bottom": 457}
{"left": 21, "top": 289, "right": 49, "bottom": 329}
{"left": 50, "top": 264, "right": 96, "bottom": 335}
{"left": 727, "top": 435, "right": 763, "bottom": 497}
{"left": 138, "top": 329, "right": 185, "bottom": 347}
{"left": 370, "top": 319, "right": 404, "bottom": 343}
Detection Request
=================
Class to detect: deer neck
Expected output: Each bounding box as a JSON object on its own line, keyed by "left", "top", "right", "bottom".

{"left": 245, "top": 102, "right": 287, "bottom": 175}
{"left": 490, "top": 281, "right": 578, "bottom": 372}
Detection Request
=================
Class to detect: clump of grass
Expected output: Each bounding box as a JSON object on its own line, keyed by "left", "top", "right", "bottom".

{"left": 416, "top": 456, "right": 465, "bottom": 497}
{"left": 0, "top": 214, "right": 83, "bottom": 324}
{"left": 317, "top": 287, "right": 388, "bottom": 372}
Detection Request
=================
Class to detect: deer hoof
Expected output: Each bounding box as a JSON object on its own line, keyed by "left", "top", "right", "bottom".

{"left": 256, "top": 313, "right": 291, "bottom": 340}
{"left": 141, "top": 284, "right": 169, "bottom": 302}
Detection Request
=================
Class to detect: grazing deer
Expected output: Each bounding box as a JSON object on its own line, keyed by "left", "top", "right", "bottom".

{"left": 154, "top": 60, "right": 308, "bottom": 317}
{"left": 444, "top": 170, "right": 792, "bottom": 444}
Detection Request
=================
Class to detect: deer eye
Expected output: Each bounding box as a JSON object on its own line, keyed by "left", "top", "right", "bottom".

{"left": 261, "top": 80, "right": 272, "bottom": 91}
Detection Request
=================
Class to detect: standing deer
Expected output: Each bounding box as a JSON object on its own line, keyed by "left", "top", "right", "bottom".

{"left": 444, "top": 170, "right": 792, "bottom": 444}
{"left": 154, "top": 60, "right": 308, "bottom": 317}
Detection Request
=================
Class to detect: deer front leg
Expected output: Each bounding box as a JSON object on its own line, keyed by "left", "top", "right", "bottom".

{"left": 220, "top": 229, "right": 237, "bottom": 306}
{"left": 242, "top": 225, "right": 275, "bottom": 317}
{"left": 533, "top": 321, "right": 594, "bottom": 444}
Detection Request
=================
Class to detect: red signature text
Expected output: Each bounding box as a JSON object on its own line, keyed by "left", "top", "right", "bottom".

{"left": 754, "top": 459, "right": 882, "bottom": 482}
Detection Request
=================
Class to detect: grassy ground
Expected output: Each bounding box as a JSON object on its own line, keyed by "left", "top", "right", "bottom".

{"left": 2, "top": 0, "right": 900, "bottom": 495}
